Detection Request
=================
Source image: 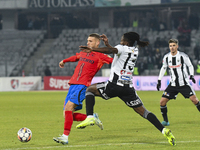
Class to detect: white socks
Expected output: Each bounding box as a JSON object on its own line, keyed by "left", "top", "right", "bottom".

{"left": 87, "top": 115, "right": 94, "bottom": 118}
{"left": 162, "top": 128, "right": 166, "bottom": 134}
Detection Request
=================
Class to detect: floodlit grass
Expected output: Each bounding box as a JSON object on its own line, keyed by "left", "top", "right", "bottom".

{"left": 0, "top": 91, "right": 200, "bottom": 150}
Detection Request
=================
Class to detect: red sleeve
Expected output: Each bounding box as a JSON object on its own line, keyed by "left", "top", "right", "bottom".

{"left": 96, "top": 53, "right": 113, "bottom": 71}
{"left": 99, "top": 53, "right": 113, "bottom": 64}
{"left": 63, "top": 53, "right": 80, "bottom": 63}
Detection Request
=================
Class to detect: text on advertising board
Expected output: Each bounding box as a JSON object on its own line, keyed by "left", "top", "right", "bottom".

{"left": 29, "top": 0, "right": 94, "bottom": 8}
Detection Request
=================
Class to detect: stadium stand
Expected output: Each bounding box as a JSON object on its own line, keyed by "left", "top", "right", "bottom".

{"left": 0, "top": 30, "right": 46, "bottom": 77}
{"left": 2, "top": 27, "right": 199, "bottom": 77}
{"left": 38, "top": 27, "right": 200, "bottom": 76}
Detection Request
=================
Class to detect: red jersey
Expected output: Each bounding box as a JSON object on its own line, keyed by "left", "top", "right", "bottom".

{"left": 63, "top": 51, "right": 113, "bottom": 86}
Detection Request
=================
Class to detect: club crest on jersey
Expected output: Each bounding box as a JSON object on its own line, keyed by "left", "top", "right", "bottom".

{"left": 120, "top": 70, "right": 132, "bottom": 75}
{"left": 120, "top": 70, "right": 126, "bottom": 75}
{"left": 163, "top": 92, "right": 169, "bottom": 97}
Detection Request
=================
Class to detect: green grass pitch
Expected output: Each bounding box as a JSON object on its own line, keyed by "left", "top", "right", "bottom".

{"left": 0, "top": 91, "right": 200, "bottom": 150}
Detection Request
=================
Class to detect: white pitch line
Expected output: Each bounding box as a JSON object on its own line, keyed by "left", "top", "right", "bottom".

{"left": 3, "top": 140, "right": 200, "bottom": 150}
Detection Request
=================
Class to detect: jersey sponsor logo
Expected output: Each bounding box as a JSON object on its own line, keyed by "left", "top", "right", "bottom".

{"left": 120, "top": 70, "right": 132, "bottom": 75}
{"left": 79, "top": 57, "right": 94, "bottom": 64}
{"left": 121, "top": 75, "right": 131, "bottom": 81}
{"left": 11, "top": 79, "right": 19, "bottom": 89}
{"left": 168, "top": 64, "right": 182, "bottom": 68}
{"left": 126, "top": 99, "right": 141, "bottom": 107}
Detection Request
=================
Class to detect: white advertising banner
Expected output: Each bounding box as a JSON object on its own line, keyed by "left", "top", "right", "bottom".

{"left": 43, "top": 75, "right": 200, "bottom": 91}
{"left": 0, "top": 76, "right": 41, "bottom": 91}
{"left": 91, "top": 76, "right": 200, "bottom": 91}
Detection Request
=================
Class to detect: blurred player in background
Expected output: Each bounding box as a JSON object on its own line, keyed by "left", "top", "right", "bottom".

{"left": 76, "top": 32, "right": 176, "bottom": 146}
{"left": 156, "top": 39, "right": 200, "bottom": 126}
{"left": 53, "top": 33, "right": 113, "bottom": 145}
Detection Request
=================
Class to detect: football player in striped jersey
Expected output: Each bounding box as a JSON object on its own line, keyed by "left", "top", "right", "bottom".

{"left": 157, "top": 39, "right": 200, "bottom": 126}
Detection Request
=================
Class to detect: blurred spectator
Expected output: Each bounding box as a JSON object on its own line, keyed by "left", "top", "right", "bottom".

{"left": 133, "top": 65, "right": 139, "bottom": 76}
{"left": 194, "top": 43, "right": 200, "bottom": 60}
{"left": 189, "top": 13, "right": 199, "bottom": 30}
{"left": 138, "top": 59, "right": 148, "bottom": 75}
{"left": 155, "top": 48, "right": 162, "bottom": 68}
{"left": 196, "top": 61, "right": 200, "bottom": 75}
{"left": 132, "top": 17, "right": 138, "bottom": 28}
{"left": 154, "top": 37, "right": 168, "bottom": 48}
{"left": 154, "top": 37, "right": 162, "bottom": 48}
{"left": 177, "top": 33, "right": 191, "bottom": 47}
{"left": 147, "top": 53, "right": 155, "bottom": 69}
{"left": 178, "top": 23, "right": 191, "bottom": 34}
{"left": 27, "top": 19, "right": 34, "bottom": 30}
{"left": 149, "top": 16, "right": 159, "bottom": 31}
{"left": 159, "top": 21, "right": 166, "bottom": 31}
{"left": 172, "top": 18, "right": 179, "bottom": 30}
{"left": 50, "top": 17, "right": 64, "bottom": 38}
{"left": 44, "top": 66, "right": 52, "bottom": 76}
{"left": 143, "top": 45, "right": 154, "bottom": 57}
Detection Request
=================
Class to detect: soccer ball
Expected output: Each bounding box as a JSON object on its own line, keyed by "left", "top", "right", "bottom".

{"left": 17, "top": 127, "right": 32, "bottom": 142}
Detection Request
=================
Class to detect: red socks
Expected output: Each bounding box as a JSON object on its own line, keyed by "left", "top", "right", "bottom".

{"left": 63, "top": 111, "right": 73, "bottom": 136}
{"left": 63, "top": 111, "right": 87, "bottom": 136}
{"left": 73, "top": 113, "right": 87, "bottom": 121}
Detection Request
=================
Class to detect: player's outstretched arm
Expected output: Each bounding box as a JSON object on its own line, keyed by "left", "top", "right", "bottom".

{"left": 101, "top": 34, "right": 113, "bottom": 48}
{"left": 80, "top": 46, "right": 118, "bottom": 54}
{"left": 59, "top": 60, "right": 65, "bottom": 68}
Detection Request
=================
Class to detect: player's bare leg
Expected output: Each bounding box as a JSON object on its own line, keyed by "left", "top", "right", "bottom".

{"left": 190, "top": 95, "right": 200, "bottom": 111}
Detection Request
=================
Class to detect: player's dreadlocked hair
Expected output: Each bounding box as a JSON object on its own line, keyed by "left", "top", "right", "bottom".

{"left": 123, "top": 32, "right": 149, "bottom": 47}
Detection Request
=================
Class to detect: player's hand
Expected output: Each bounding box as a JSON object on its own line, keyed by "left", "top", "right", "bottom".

{"left": 59, "top": 60, "right": 65, "bottom": 68}
{"left": 101, "top": 34, "right": 109, "bottom": 46}
{"left": 190, "top": 75, "right": 196, "bottom": 84}
{"left": 79, "top": 45, "right": 92, "bottom": 53}
{"left": 157, "top": 80, "right": 161, "bottom": 91}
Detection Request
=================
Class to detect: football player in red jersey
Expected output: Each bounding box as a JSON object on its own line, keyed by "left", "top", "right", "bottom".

{"left": 53, "top": 33, "right": 113, "bottom": 144}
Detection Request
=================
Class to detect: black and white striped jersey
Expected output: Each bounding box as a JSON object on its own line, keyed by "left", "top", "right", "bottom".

{"left": 108, "top": 44, "right": 138, "bottom": 87}
{"left": 158, "top": 51, "right": 194, "bottom": 87}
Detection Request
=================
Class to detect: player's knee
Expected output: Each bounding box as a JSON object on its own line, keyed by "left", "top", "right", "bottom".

{"left": 190, "top": 95, "right": 198, "bottom": 102}
{"left": 142, "top": 109, "right": 150, "bottom": 119}
{"left": 85, "top": 91, "right": 95, "bottom": 96}
{"left": 86, "top": 85, "right": 95, "bottom": 93}
{"left": 160, "top": 99, "right": 167, "bottom": 106}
